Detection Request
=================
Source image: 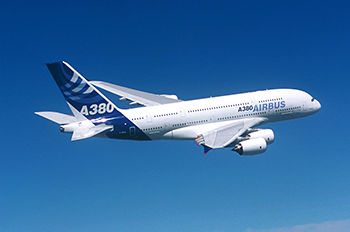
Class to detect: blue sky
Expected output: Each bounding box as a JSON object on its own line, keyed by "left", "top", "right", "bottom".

{"left": 1, "top": 1, "right": 350, "bottom": 231}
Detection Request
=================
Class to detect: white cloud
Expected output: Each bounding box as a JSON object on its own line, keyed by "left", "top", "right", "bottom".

{"left": 245, "top": 219, "right": 350, "bottom": 232}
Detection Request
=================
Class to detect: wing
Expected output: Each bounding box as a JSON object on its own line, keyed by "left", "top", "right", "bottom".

{"left": 90, "top": 81, "right": 182, "bottom": 106}
{"left": 195, "top": 117, "right": 266, "bottom": 154}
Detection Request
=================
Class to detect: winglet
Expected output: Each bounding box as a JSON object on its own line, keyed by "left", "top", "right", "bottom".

{"left": 194, "top": 134, "right": 212, "bottom": 154}
{"left": 203, "top": 145, "right": 212, "bottom": 155}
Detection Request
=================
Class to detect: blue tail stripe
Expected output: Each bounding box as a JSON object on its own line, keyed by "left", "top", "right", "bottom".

{"left": 47, "top": 62, "right": 100, "bottom": 105}
{"left": 46, "top": 61, "right": 151, "bottom": 141}
{"left": 47, "top": 61, "right": 115, "bottom": 117}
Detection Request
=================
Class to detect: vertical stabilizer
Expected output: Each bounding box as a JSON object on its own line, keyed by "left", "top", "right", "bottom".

{"left": 46, "top": 61, "right": 122, "bottom": 120}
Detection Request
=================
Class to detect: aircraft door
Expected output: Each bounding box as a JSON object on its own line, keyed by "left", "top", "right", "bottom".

{"left": 146, "top": 112, "right": 152, "bottom": 122}
{"left": 179, "top": 108, "right": 186, "bottom": 117}
{"left": 301, "top": 101, "right": 307, "bottom": 112}
{"left": 250, "top": 98, "right": 257, "bottom": 111}
{"left": 129, "top": 126, "right": 136, "bottom": 136}
{"left": 163, "top": 122, "right": 170, "bottom": 133}
{"left": 209, "top": 116, "right": 215, "bottom": 122}
{"left": 250, "top": 98, "right": 257, "bottom": 105}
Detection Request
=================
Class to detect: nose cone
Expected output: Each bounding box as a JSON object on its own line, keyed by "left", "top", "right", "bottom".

{"left": 314, "top": 99, "right": 321, "bottom": 112}
{"left": 310, "top": 98, "right": 321, "bottom": 114}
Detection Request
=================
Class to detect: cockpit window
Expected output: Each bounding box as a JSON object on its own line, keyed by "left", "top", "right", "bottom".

{"left": 311, "top": 98, "right": 314, "bottom": 102}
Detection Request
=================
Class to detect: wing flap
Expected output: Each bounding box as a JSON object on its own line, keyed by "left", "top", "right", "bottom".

{"left": 90, "top": 81, "right": 182, "bottom": 106}
{"left": 195, "top": 117, "right": 266, "bottom": 150}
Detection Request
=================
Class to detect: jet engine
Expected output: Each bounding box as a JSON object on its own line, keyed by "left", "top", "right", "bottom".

{"left": 233, "top": 129, "right": 275, "bottom": 155}
{"left": 60, "top": 122, "right": 82, "bottom": 133}
{"left": 59, "top": 120, "right": 93, "bottom": 133}
{"left": 248, "top": 129, "right": 274, "bottom": 145}
{"left": 233, "top": 137, "right": 267, "bottom": 155}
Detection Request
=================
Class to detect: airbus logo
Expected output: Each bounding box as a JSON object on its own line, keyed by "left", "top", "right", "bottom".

{"left": 238, "top": 101, "right": 286, "bottom": 112}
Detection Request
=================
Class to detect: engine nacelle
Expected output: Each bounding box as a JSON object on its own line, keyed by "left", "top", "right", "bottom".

{"left": 248, "top": 129, "right": 274, "bottom": 145}
{"left": 233, "top": 137, "right": 267, "bottom": 156}
{"left": 60, "top": 121, "right": 92, "bottom": 133}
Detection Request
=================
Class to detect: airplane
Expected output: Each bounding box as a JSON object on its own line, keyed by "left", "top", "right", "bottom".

{"left": 35, "top": 61, "right": 321, "bottom": 155}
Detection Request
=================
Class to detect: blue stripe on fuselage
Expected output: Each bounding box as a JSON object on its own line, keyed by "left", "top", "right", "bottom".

{"left": 103, "top": 114, "right": 151, "bottom": 141}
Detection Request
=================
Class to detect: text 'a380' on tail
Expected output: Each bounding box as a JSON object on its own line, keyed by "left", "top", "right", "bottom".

{"left": 35, "top": 61, "right": 122, "bottom": 141}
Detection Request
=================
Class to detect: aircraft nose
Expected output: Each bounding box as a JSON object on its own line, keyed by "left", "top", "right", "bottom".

{"left": 312, "top": 98, "right": 321, "bottom": 112}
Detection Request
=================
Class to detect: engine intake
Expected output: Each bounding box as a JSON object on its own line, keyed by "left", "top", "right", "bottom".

{"left": 233, "top": 137, "right": 267, "bottom": 156}
{"left": 248, "top": 129, "right": 274, "bottom": 145}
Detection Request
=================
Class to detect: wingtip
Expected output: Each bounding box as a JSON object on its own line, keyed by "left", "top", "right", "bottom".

{"left": 203, "top": 145, "right": 212, "bottom": 155}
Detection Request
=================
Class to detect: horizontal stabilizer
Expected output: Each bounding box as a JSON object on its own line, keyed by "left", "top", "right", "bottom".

{"left": 71, "top": 124, "right": 113, "bottom": 141}
{"left": 35, "top": 112, "right": 76, "bottom": 124}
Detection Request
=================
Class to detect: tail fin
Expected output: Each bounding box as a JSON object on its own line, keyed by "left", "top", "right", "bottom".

{"left": 46, "top": 61, "right": 121, "bottom": 120}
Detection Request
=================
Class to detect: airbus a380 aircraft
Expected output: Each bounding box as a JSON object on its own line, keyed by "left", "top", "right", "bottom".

{"left": 36, "top": 61, "right": 321, "bottom": 155}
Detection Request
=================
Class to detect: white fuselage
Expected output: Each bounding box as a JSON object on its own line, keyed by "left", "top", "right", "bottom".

{"left": 120, "top": 89, "right": 321, "bottom": 140}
